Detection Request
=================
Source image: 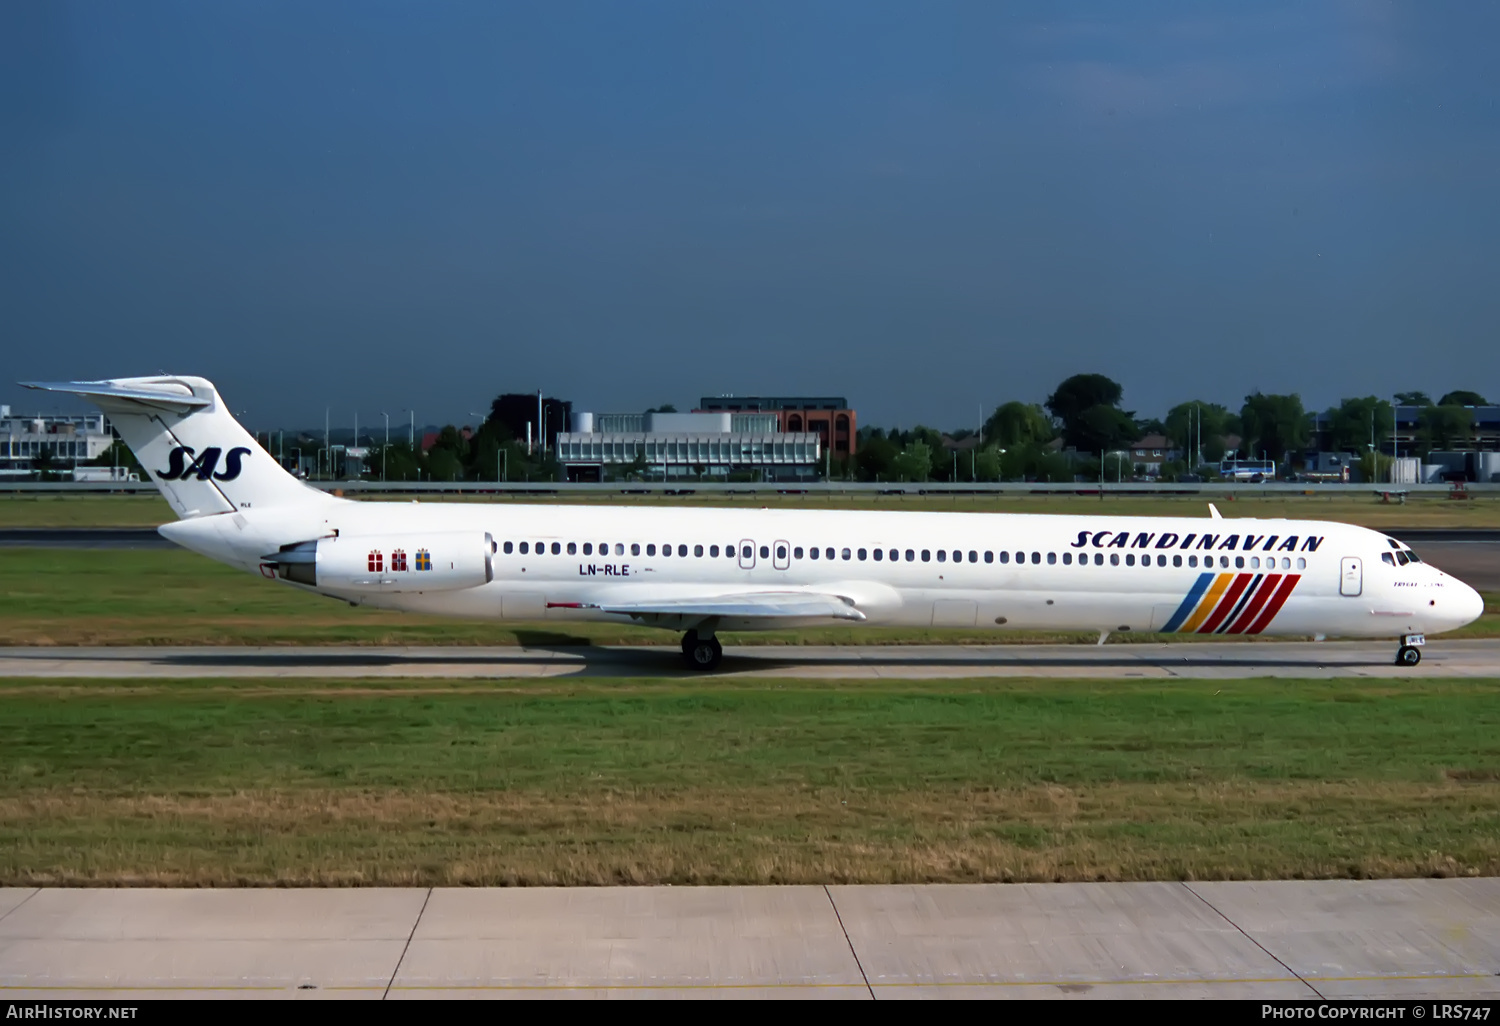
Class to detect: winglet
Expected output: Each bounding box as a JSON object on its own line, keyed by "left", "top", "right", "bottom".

{"left": 1209, "top": 503, "right": 1223, "bottom": 520}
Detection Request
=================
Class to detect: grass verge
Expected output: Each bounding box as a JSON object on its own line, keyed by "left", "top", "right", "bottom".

{"left": 0, "top": 676, "right": 1497, "bottom": 885}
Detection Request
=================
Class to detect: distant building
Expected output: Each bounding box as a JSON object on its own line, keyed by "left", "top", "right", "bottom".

{"left": 0, "top": 405, "right": 116, "bottom": 478}
{"left": 557, "top": 408, "right": 821, "bottom": 482}
{"left": 1128, "top": 434, "right": 1177, "bottom": 476}
{"left": 696, "top": 396, "right": 856, "bottom": 458}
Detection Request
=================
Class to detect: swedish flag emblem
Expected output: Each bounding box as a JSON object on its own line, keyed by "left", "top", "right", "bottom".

{"left": 415, "top": 549, "right": 433, "bottom": 571}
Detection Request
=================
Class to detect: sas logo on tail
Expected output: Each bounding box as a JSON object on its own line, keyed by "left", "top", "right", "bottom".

{"left": 157, "top": 446, "right": 252, "bottom": 482}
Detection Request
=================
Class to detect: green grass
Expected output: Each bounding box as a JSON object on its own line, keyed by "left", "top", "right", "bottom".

{"left": 4, "top": 489, "right": 1500, "bottom": 528}
{"left": 3, "top": 547, "right": 1497, "bottom": 645}
{"left": 1, "top": 675, "right": 1496, "bottom": 885}
{"left": 0, "top": 546, "right": 1493, "bottom": 647}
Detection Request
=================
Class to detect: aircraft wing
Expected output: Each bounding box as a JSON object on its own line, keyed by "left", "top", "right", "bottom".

{"left": 556, "top": 591, "right": 867, "bottom": 621}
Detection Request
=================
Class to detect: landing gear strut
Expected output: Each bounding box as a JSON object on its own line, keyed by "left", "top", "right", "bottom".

{"left": 1395, "top": 633, "right": 1425, "bottom": 667}
{"left": 681, "top": 629, "right": 723, "bottom": 671}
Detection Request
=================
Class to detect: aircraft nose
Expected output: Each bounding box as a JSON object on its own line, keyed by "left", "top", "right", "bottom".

{"left": 1455, "top": 582, "right": 1485, "bottom": 629}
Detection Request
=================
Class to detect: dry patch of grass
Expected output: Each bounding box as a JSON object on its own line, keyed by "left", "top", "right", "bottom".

{"left": 3, "top": 781, "right": 1496, "bottom": 887}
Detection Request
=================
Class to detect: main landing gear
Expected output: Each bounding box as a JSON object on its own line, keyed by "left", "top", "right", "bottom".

{"left": 1395, "top": 633, "right": 1425, "bottom": 667}
{"left": 681, "top": 629, "right": 723, "bottom": 671}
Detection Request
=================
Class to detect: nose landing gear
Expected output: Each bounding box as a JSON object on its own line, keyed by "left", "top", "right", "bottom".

{"left": 1395, "top": 633, "right": 1426, "bottom": 667}
{"left": 681, "top": 629, "right": 723, "bottom": 671}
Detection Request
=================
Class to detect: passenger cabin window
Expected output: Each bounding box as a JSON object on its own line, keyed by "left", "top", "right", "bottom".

{"left": 1031, "top": 552, "right": 1040, "bottom": 564}
{"left": 795, "top": 547, "right": 804, "bottom": 559}
{"left": 1126, "top": 554, "right": 1135, "bottom": 566}
{"left": 985, "top": 551, "right": 994, "bottom": 563}
{"left": 841, "top": 548, "right": 852, "bottom": 560}
{"left": 873, "top": 549, "right": 882, "bottom": 561}
{"left": 937, "top": 550, "right": 946, "bottom": 562}
{"left": 922, "top": 550, "right": 930, "bottom": 562}
{"left": 567, "top": 542, "right": 577, "bottom": 555}
{"left": 810, "top": 547, "right": 819, "bottom": 560}
{"left": 1296, "top": 557, "right": 1306, "bottom": 569}
{"left": 695, "top": 544, "right": 704, "bottom": 557}
{"left": 759, "top": 545, "right": 769, "bottom": 559}
{"left": 632, "top": 544, "right": 641, "bottom": 556}
{"left": 825, "top": 547, "right": 835, "bottom": 560}
{"left": 503, "top": 541, "right": 513, "bottom": 554}
{"left": 999, "top": 551, "right": 1009, "bottom": 564}
{"left": 1110, "top": 553, "right": 1120, "bottom": 566}
{"left": 776, "top": 545, "right": 787, "bottom": 560}
{"left": 678, "top": 545, "right": 687, "bottom": 557}
{"left": 647, "top": 544, "right": 656, "bottom": 556}
{"left": 906, "top": 549, "right": 915, "bottom": 561}
{"left": 1062, "top": 552, "right": 1070, "bottom": 565}
{"left": 858, "top": 548, "right": 867, "bottom": 560}
{"left": 1047, "top": 552, "right": 1056, "bottom": 565}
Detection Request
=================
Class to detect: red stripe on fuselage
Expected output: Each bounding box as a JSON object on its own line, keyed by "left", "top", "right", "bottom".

{"left": 1197, "top": 574, "right": 1252, "bottom": 633}
{"left": 1244, "top": 575, "right": 1301, "bottom": 634}
{"left": 1225, "top": 574, "right": 1282, "bottom": 634}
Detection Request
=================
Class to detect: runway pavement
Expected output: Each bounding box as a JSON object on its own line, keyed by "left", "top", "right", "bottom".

{"left": 1, "top": 880, "right": 1497, "bottom": 999}
{"left": 1, "top": 638, "right": 1498, "bottom": 680}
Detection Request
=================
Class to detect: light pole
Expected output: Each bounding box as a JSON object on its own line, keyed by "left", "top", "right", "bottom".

{"left": 381, "top": 412, "right": 389, "bottom": 482}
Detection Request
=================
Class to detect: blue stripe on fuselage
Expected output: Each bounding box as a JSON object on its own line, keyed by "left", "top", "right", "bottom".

{"left": 1161, "top": 572, "right": 1214, "bottom": 633}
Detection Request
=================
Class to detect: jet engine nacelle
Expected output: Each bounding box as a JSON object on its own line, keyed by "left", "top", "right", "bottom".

{"left": 265, "top": 531, "right": 495, "bottom": 593}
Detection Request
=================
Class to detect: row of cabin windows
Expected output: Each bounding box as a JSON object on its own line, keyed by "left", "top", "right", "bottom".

{"left": 498, "top": 539, "right": 1308, "bottom": 572}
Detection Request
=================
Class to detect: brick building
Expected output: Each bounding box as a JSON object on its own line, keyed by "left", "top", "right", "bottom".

{"left": 696, "top": 396, "right": 856, "bottom": 457}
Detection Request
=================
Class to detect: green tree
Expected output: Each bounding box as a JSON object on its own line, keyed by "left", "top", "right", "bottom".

{"left": 1326, "top": 396, "right": 1393, "bottom": 453}
{"left": 1358, "top": 451, "right": 1393, "bottom": 484}
{"left": 1240, "top": 393, "right": 1310, "bottom": 463}
{"left": 854, "top": 433, "right": 897, "bottom": 481}
{"left": 1045, "top": 374, "right": 1135, "bottom": 454}
{"left": 973, "top": 446, "right": 1002, "bottom": 482}
{"left": 426, "top": 448, "right": 464, "bottom": 482}
{"left": 1439, "top": 390, "right": 1487, "bottom": 407}
{"left": 893, "top": 441, "right": 934, "bottom": 482}
{"left": 983, "top": 402, "right": 1055, "bottom": 448}
{"left": 1164, "top": 401, "right": 1233, "bottom": 461}
{"left": 618, "top": 448, "right": 650, "bottom": 480}
{"left": 1394, "top": 391, "right": 1431, "bottom": 406}
{"left": 1046, "top": 373, "right": 1123, "bottom": 425}
{"left": 1417, "top": 405, "right": 1473, "bottom": 453}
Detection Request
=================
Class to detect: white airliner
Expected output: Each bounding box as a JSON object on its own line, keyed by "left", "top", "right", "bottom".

{"left": 24, "top": 376, "right": 1484, "bottom": 669}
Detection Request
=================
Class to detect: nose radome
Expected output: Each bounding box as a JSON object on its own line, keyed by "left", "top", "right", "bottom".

{"left": 1455, "top": 583, "right": 1485, "bottom": 628}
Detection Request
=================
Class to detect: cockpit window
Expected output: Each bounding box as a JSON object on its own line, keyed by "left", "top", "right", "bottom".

{"left": 1387, "top": 538, "right": 1400, "bottom": 549}
{"left": 1382, "top": 553, "right": 1396, "bottom": 566}
{"left": 1408, "top": 551, "right": 1422, "bottom": 563}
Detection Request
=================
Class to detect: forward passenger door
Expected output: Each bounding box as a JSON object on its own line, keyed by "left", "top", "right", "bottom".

{"left": 1339, "top": 556, "right": 1362, "bottom": 597}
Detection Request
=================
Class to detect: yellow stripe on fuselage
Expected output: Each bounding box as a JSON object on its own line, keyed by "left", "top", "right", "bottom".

{"left": 1179, "top": 573, "right": 1233, "bottom": 633}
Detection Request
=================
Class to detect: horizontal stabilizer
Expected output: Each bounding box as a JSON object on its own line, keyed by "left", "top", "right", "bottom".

{"left": 22, "top": 380, "right": 210, "bottom": 412}
{"left": 566, "top": 591, "right": 867, "bottom": 621}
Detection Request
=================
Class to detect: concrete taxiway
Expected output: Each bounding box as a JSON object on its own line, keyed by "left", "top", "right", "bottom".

{"left": 1, "top": 881, "right": 1497, "bottom": 999}
{"left": 2, "top": 639, "right": 1499, "bottom": 680}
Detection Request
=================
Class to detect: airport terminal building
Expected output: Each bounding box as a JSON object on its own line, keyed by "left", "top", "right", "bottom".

{"left": 0, "top": 406, "right": 118, "bottom": 479}
{"left": 555, "top": 410, "right": 822, "bottom": 482}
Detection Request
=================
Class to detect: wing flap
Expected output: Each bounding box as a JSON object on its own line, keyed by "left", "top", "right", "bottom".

{"left": 568, "top": 591, "right": 866, "bottom": 621}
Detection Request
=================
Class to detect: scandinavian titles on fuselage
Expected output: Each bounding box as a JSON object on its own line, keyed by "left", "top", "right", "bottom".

{"left": 1069, "top": 530, "right": 1324, "bottom": 553}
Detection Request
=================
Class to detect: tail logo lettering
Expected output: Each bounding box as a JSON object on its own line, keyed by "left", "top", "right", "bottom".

{"left": 157, "top": 445, "right": 253, "bottom": 482}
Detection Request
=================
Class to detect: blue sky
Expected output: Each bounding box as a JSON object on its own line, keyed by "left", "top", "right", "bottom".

{"left": 3, "top": 1, "right": 1496, "bottom": 430}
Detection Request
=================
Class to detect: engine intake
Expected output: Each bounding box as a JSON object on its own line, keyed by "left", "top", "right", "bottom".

{"left": 263, "top": 532, "right": 495, "bottom": 593}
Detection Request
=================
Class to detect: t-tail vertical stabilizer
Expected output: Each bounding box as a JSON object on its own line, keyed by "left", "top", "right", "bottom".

{"left": 20, "top": 375, "right": 338, "bottom": 519}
